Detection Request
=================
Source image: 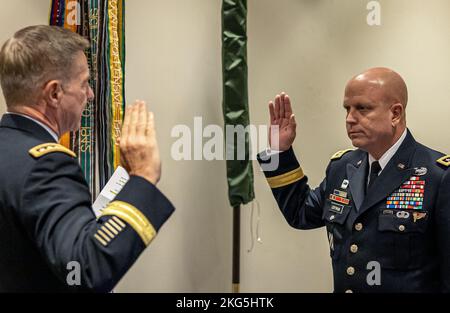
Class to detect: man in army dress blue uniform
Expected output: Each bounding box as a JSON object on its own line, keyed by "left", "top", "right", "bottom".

{"left": 258, "top": 67, "right": 450, "bottom": 292}
{"left": 0, "top": 26, "right": 174, "bottom": 292}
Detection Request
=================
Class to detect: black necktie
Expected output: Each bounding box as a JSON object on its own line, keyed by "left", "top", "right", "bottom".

{"left": 367, "top": 161, "right": 381, "bottom": 191}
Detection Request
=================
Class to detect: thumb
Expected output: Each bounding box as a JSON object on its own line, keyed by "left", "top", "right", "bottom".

{"left": 289, "top": 114, "right": 297, "bottom": 127}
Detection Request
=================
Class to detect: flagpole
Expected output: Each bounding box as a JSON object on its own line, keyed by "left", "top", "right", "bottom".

{"left": 232, "top": 205, "right": 240, "bottom": 293}
{"left": 222, "top": 0, "right": 253, "bottom": 293}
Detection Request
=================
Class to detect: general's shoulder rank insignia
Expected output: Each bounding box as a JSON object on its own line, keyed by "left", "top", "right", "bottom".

{"left": 29, "top": 143, "right": 77, "bottom": 158}
{"left": 331, "top": 149, "right": 353, "bottom": 161}
{"left": 437, "top": 155, "right": 450, "bottom": 167}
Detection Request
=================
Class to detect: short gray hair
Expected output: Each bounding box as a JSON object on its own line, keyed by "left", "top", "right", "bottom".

{"left": 0, "top": 25, "right": 89, "bottom": 106}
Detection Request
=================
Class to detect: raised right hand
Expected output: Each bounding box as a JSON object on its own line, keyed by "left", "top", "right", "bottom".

{"left": 119, "top": 100, "right": 161, "bottom": 185}
{"left": 268, "top": 92, "right": 297, "bottom": 151}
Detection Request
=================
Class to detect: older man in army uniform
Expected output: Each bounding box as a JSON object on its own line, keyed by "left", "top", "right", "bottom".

{"left": 0, "top": 25, "right": 174, "bottom": 292}
{"left": 258, "top": 67, "right": 450, "bottom": 292}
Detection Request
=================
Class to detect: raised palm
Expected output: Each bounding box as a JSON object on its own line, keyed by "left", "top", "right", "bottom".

{"left": 268, "top": 92, "right": 297, "bottom": 151}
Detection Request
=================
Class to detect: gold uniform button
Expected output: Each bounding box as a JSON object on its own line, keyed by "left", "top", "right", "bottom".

{"left": 346, "top": 266, "right": 355, "bottom": 276}
{"left": 350, "top": 244, "right": 358, "bottom": 253}
{"left": 354, "top": 223, "right": 363, "bottom": 231}
{"left": 398, "top": 225, "right": 405, "bottom": 232}
{"left": 345, "top": 289, "right": 353, "bottom": 293}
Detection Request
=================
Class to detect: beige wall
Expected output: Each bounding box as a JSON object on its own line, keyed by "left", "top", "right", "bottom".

{"left": 116, "top": 0, "right": 231, "bottom": 292}
{"left": 1, "top": 0, "right": 450, "bottom": 292}
{"left": 0, "top": 0, "right": 50, "bottom": 112}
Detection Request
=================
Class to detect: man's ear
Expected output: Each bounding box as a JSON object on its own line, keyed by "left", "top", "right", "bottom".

{"left": 391, "top": 102, "right": 404, "bottom": 127}
{"left": 42, "top": 80, "right": 63, "bottom": 109}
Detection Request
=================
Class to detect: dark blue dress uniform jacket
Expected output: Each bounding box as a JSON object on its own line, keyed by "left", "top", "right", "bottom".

{"left": 258, "top": 129, "right": 450, "bottom": 293}
{"left": 0, "top": 114, "right": 175, "bottom": 292}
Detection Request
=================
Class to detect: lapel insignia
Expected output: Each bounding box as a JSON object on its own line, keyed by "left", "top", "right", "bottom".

{"left": 414, "top": 167, "right": 427, "bottom": 176}
{"left": 357, "top": 160, "right": 362, "bottom": 166}
{"left": 397, "top": 163, "right": 406, "bottom": 170}
{"left": 386, "top": 175, "right": 425, "bottom": 210}
{"left": 341, "top": 179, "right": 349, "bottom": 189}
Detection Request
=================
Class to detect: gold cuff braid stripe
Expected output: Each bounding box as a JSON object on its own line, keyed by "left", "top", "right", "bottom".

{"left": 100, "top": 201, "right": 156, "bottom": 246}
{"left": 267, "top": 167, "right": 305, "bottom": 188}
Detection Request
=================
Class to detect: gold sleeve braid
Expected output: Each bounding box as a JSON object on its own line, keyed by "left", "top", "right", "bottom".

{"left": 267, "top": 167, "right": 305, "bottom": 188}
{"left": 100, "top": 201, "right": 156, "bottom": 246}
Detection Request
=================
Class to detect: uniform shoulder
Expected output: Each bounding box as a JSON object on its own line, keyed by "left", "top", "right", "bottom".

{"left": 415, "top": 142, "right": 449, "bottom": 170}
{"left": 330, "top": 148, "right": 355, "bottom": 161}
{"left": 28, "top": 143, "right": 77, "bottom": 159}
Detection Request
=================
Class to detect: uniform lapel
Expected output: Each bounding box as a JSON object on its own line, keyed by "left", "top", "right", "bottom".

{"left": 346, "top": 153, "right": 367, "bottom": 212}
{"left": 357, "top": 130, "right": 417, "bottom": 218}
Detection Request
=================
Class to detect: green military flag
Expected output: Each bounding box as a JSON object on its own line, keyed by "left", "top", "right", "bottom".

{"left": 222, "top": 0, "right": 255, "bottom": 293}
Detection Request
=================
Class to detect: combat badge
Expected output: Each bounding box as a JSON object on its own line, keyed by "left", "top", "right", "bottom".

{"left": 414, "top": 167, "right": 428, "bottom": 176}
